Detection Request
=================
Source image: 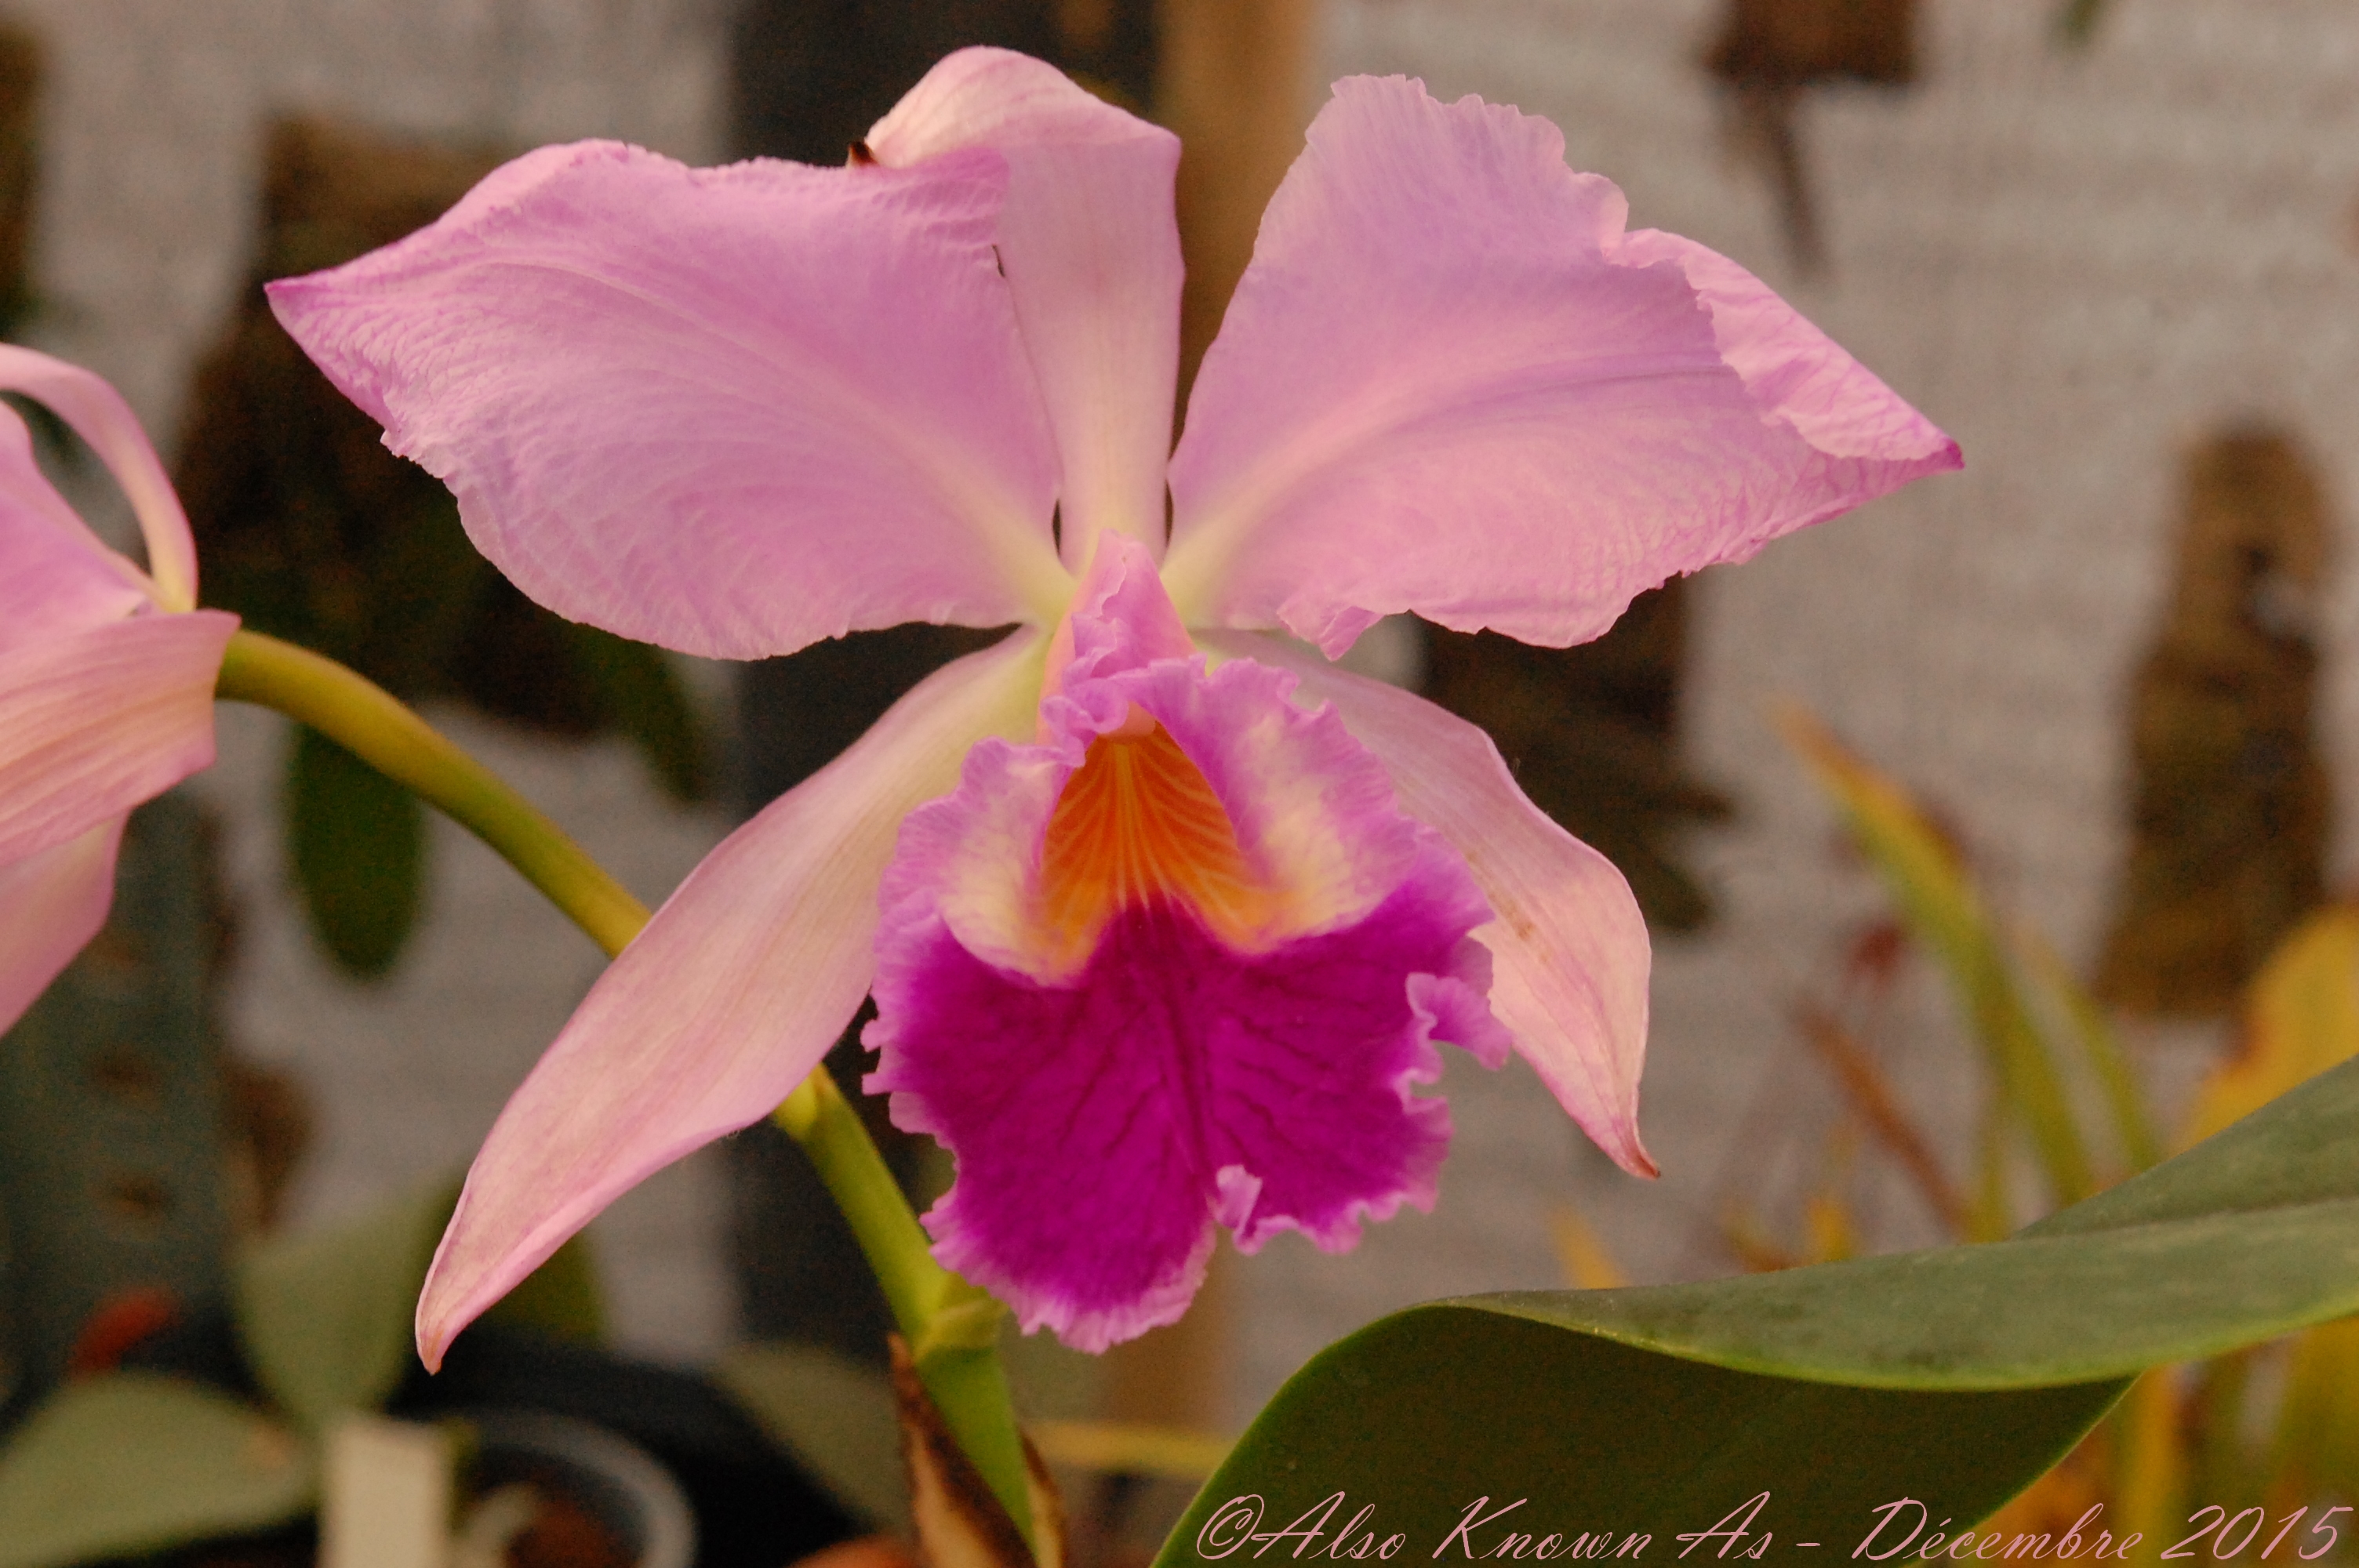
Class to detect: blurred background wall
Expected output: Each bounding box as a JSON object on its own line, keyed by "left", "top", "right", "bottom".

{"left": 3, "top": 0, "right": 2355, "bottom": 1426}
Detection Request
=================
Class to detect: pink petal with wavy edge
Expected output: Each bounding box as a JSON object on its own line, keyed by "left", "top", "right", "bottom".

{"left": 1162, "top": 75, "right": 1960, "bottom": 657}
{"left": 869, "top": 49, "right": 1183, "bottom": 569}
{"left": 0, "top": 819, "right": 124, "bottom": 1036}
{"left": 416, "top": 631, "right": 1047, "bottom": 1368}
{"left": 1616, "top": 227, "right": 1960, "bottom": 536}
{"left": 869, "top": 542, "right": 1504, "bottom": 1350}
{"left": 268, "top": 141, "right": 1069, "bottom": 661}
{"left": 1207, "top": 631, "right": 1656, "bottom": 1178}
{"left": 0, "top": 405, "right": 150, "bottom": 652}
{"left": 0, "top": 612, "right": 236, "bottom": 867}
{"left": 0, "top": 346, "right": 200, "bottom": 612}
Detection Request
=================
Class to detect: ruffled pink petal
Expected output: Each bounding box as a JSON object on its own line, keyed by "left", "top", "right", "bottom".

{"left": 869, "top": 49, "right": 1183, "bottom": 570}
{"left": 267, "top": 141, "right": 1069, "bottom": 661}
{"left": 1205, "top": 631, "right": 1656, "bottom": 1178}
{"left": 0, "top": 818, "right": 124, "bottom": 1037}
{"left": 0, "top": 404, "right": 151, "bottom": 652}
{"left": 868, "top": 542, "right": 1505, "bottom": 1350}
{"left": 416, "top": 630, "right": 1046, "bottom": 1368}
{"left": 0, "top": 346, "right": 200, "bottom": 612}
{"left": 0, "top": 612, "right": 236, "bottom": 867}
{"left": 1615, "top": 227, "right": 1961, "bottom": 538}
{"left": 1162, "top": 74, "right": 1960, "bottom": 658}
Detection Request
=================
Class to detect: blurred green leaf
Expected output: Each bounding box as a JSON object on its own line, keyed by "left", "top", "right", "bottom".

{"left": 0, "top": 1374, "right": 312, "bottom": 1568}
{"left": 2019, "top": 931, "right": 2165, "bottom": 1174}
{"left": 559, "top": 620, "right": 711, "bottom": 803}
{"left": 482, "top": 1219, "right": 606, "bottom": 1347}
{"left": 1031, "top": 1421, "right": 1232, "bottom": 1481}
{"left": 2274, "top": 1316, "right": 2359, "bottom": 1496}
{"left": 2056, "top": 0, "right": 2107, "bottom": 47}
{"left": 236, "top": 1175, "right": 605, "bottom": 1432}
{"left": 1154, "top": 1060, "right": 2359, "bottom": 1563}
{"left": 235, "top": 1177, "right": 453, "bottom": 1431}
{"left": 2111, "top": 1367, "right": 2184, "bottom": 1555}
{"left": 289, "top": 723, "right": 425, "bottom": 978}
{"left": 1781, "top": 709, "right": 2097, "bottom": 1208}
{"left": 716, "top": 1343, "right": 907, "bottom": 1533}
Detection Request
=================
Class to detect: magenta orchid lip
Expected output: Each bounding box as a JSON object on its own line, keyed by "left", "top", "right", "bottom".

{"left": 868, "top": 536, "right": 1508, "bottom": 1351}
{"left": 263, "top": 46, "right": 1957, "bottom": 1363}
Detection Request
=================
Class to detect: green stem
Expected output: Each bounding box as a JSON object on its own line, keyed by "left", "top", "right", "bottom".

{"left": 215, "top": 628, "right": 1038, "bottom": 1551}
{"left": 775, "top": 1075, "right": 1033, "bottom": 1541}
{"left": 216, "top": 631, "right": 645, "bottom": 957}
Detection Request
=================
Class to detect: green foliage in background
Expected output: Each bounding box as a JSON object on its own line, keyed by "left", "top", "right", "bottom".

{"left": 0, "top": 1178, "right": 602, "bottom": 1566}
{"left": 1157, "top": 1059, "right": 2359, "bottom": 1565}
{"left": 288, "top": 724, "right": 423, "bottom": 978}
{"left": 1780, "top": 712, "right": 2359, "bottom": 1524}
{"left": 0, "top": 1376, "right": 312, "bottom": 1568}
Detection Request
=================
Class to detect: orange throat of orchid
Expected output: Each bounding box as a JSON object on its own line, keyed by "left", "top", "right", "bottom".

{"left": 1037, "top": 720, "right": 1281, "bottom": 967}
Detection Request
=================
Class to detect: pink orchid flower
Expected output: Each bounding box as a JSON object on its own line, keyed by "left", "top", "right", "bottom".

{"left": 0, "top": 347, "right": 238, "bottom": 1034}
{"left": 269, "top": 49, "right": 1957, "bottom": 1359}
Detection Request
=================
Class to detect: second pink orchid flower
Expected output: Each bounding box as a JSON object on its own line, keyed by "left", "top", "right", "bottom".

{"left": 0, "top": 347, "right": 237, "bottom": 1036}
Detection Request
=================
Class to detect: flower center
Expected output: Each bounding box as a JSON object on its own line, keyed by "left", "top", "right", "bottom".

{"left": 1038, "top": 721, "right": 1277, "bottom": 962}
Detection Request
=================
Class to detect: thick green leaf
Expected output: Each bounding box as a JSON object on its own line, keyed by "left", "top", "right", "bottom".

{"left": 1478, "top": 1200, "right": 2354, "bottom": 1391}
{"left": 1155, "top": 1062, "right": 2359, "bottom": 1565}
{"left": 288, "top": 723, "right": 425, "bottom": 978}
{"left": 0, "top": 1373, "right": 312, "bottom": 1568}
{"left": 236, "top": 1176, "right": 605, "bottom": 1431}
{"left": 2023, "top": 1047, "right": 2358, "bottom": 1236}
{"left": 1164, "top": 1313, "right": 2117, "bottom": 1564}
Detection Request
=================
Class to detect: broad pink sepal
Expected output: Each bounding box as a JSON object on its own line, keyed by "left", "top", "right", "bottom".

{"left": 267, "top": 141, "right": 1066, "bottom": 661}
{"left": 0, "top": 348, "right": 228, "bottom": 1035}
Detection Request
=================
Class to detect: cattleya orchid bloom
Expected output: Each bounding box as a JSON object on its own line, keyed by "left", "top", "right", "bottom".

{"left": 0, "top": 348, "right": 238, "bottom": 1033}
{"left": 270, "top": 49, "right": 1957, "bottom": 1359}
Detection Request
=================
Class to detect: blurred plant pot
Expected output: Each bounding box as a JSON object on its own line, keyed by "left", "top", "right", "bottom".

{"left": 467, "top": 1407, "right": 696, "bottom": 1568}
